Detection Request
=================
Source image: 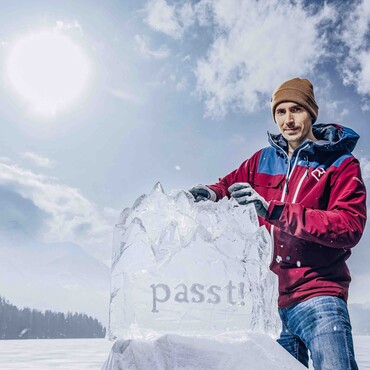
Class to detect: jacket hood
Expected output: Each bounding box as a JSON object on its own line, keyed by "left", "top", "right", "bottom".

{"left": 311, "top": 123, "right": 359, "bottom": 153}
{"left": 268, "top": 123, "right": 360, "bottom": 154}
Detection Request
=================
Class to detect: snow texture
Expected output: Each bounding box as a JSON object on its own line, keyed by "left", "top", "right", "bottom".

{"left": 1, "top": 337, "right": 369, "bottom": 369}
{"left": 109, "top": 183, "right": 279, "bottom": 340}
{"left": 102, "top": 333, "right": 306, "bottom": 370}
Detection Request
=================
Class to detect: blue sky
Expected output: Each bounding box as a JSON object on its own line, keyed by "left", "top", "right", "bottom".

{"left": 0, "top": 0, "right": 370, "bottom": 304}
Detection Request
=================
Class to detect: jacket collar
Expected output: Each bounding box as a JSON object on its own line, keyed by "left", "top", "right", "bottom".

{"left": 268, "top": 123, "right": 360, "bottom": 155}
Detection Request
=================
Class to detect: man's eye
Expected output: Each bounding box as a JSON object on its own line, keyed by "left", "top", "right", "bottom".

{"left": 276, "top": 110, "right": 285, "bottom": 115}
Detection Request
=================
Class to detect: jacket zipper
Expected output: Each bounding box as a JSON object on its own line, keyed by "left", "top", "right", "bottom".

{"left": 281, "top": 144, "right": 309, "bottom": 202}
{"left": 270, "top": 143, "right": 309, "bottom": 264}
{"left": 292, "top": 170, "right": 308, "bottom": 203}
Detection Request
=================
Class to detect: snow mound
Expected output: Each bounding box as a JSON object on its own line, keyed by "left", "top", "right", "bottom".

{"left": 102, "top": 333, "right": 306, "bottom": 370}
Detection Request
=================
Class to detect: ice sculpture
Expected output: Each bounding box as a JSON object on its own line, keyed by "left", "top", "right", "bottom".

{"left": 109, "top": 183, "right": 278, "bottom": 340}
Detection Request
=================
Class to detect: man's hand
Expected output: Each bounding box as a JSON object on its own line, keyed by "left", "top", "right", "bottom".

{"left": 228, "top": 182, "right": 269, "bottom": 218}
{"left": 189, "top": 184, "right": 217, "bottom": 202}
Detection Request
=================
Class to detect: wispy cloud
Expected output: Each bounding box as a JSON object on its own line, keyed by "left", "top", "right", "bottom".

{"left": 175, "top": 76, "right": 188, "bottom": 91}
{"left": 145, "top": 0, "right": 185, "bottom": 39}
{"left": 320, "top": 100, "right": 349, "bottom": 122}
{"left": 360, "top": 157, "right": 370, "bottom": 180}
{"left": 0, "top": 160, "right": 118, "bottom": 261}
{"left": 54, "top": 20, "right": 83, "bottom": 33}
{"left": 135, "top": 34, "right": 170, "bottom": 59}
{"left": 0, "top": 156, "right": 14, "bottom": 164}
{"left": 194, "top": 0, "right": 337, "bottom": 117}
{"left": 339, "top": 1, "right": 370, "bottom": 100}
{"left": 144, "top": 0, "right": 212, "bottom": 38}
{"left": 108, "top": 88, "right": 141, "bottom": 104}
{"left": 20, "top": 151, "right": 54, "bottom": 168}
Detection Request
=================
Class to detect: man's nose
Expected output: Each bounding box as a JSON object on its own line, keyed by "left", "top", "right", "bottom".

{"left": 285, "top": 111, "right": 294, "bottom": 124}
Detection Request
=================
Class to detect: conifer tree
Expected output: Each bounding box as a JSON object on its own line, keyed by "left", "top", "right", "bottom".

{"left": 0, "top": 296, "right": 106, "bottom": 339}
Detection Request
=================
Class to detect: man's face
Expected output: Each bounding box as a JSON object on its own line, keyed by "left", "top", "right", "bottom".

{"left": 274, "top": 102, "right": 313, "bottom": 149}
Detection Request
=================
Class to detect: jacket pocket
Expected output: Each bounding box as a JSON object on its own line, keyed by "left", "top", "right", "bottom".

{"left": 250, "top": 174, "right": 285, "bottom": 192}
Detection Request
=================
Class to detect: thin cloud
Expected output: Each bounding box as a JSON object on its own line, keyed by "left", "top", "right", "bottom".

{"left": 176, "top": 76, "right": 188, "bottom": 91}
{"left": 0, "top": 156, "right": 14, "bottom": 164}
{"left": 144, "top": 0, "right": 210, "bottom": 38}
{"left": 360, "top": 157, "right": 370, "bottom": 180}
{"left": 320, "top": 100, "right": 349, "bottom": 122}
{"left": 21, "top": 151, "right": 54, "bottom": 168}
{"left": 0, "top": 161, "right": 118, "bottom": 261}
{"left": 339, "top": 1, "right": 370, "bottom": 98}
{"left": 54, "top": 20, "right": 83, "bottom": 33}
{"left": 108, "top": 88, "right": 141, "bottom": 104}
{"left": 145, "top": 0, "right": 184, "bottom": 39}
{"left": 135, "top": 34, "right": 171, "bottom": 59}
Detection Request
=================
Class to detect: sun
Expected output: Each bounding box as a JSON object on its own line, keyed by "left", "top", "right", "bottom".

{"left": 6, "top": 30, "right": 91, "bottom": 116}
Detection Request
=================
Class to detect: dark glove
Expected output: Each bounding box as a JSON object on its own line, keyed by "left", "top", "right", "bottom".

{"left": 189, "top": 184, "right": 217, "bottom": 202}
{"left": 228, "top": 182, "right": 269, "bottom": 218}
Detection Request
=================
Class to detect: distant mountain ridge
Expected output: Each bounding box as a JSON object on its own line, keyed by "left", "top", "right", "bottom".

{"left": 0, "top": 221, "right": 110, "bottom": 326}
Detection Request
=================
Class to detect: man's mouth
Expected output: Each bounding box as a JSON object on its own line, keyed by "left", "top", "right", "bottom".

{"left": 285, "top": 127, "right": 299, "bottom": 133}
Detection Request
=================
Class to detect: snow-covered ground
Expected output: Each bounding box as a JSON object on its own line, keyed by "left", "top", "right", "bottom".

{"left": 356, "top": 336, "right": 370, "bottom": 369}
{"left": 0, "top": 336, "right": 368, "bottom": 369}
{"left": 0, "top": 338, "right": 111, "bottom": 369}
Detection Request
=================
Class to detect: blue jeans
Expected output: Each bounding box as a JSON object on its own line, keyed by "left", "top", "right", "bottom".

{"left": 277, "top": 296, "right": 358, "bottom": 369}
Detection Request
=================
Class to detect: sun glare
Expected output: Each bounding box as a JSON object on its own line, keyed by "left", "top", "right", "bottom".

{"left": 6, "top": 30, "right": 91, "bottom": 116}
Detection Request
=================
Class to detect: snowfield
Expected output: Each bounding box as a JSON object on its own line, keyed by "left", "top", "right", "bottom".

{"left": 0, "top": 336, "right": 368, "bottom": 369}
{"left": 0, "top": 338, "right": 111, "bottom": 369}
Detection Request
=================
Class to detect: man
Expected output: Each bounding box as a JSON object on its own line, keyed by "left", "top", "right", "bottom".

{"left": 189, "top": 78, "right": 367, "bottom": 369}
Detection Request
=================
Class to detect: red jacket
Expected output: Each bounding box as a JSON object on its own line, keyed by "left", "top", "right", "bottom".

{"left": 208, "top": 123, "right": 367, "bottom": 308}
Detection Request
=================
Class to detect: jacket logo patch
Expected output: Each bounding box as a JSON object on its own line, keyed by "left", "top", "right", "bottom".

{"left": 312, "top": 168, "right": 326, "bottom": 181}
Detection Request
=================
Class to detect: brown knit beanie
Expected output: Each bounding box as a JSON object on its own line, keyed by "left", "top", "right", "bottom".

{"left": 271, "top": 78, "right": 319, "bottom": 123}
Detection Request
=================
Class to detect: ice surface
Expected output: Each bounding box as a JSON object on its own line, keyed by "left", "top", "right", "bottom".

{"left": 109, "top": 183, "right": 279, "bottom": 340}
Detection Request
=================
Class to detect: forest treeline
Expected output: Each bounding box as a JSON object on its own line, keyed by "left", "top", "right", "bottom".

{"left": 0, "top": 296, "right": 106, "bottom": 339}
